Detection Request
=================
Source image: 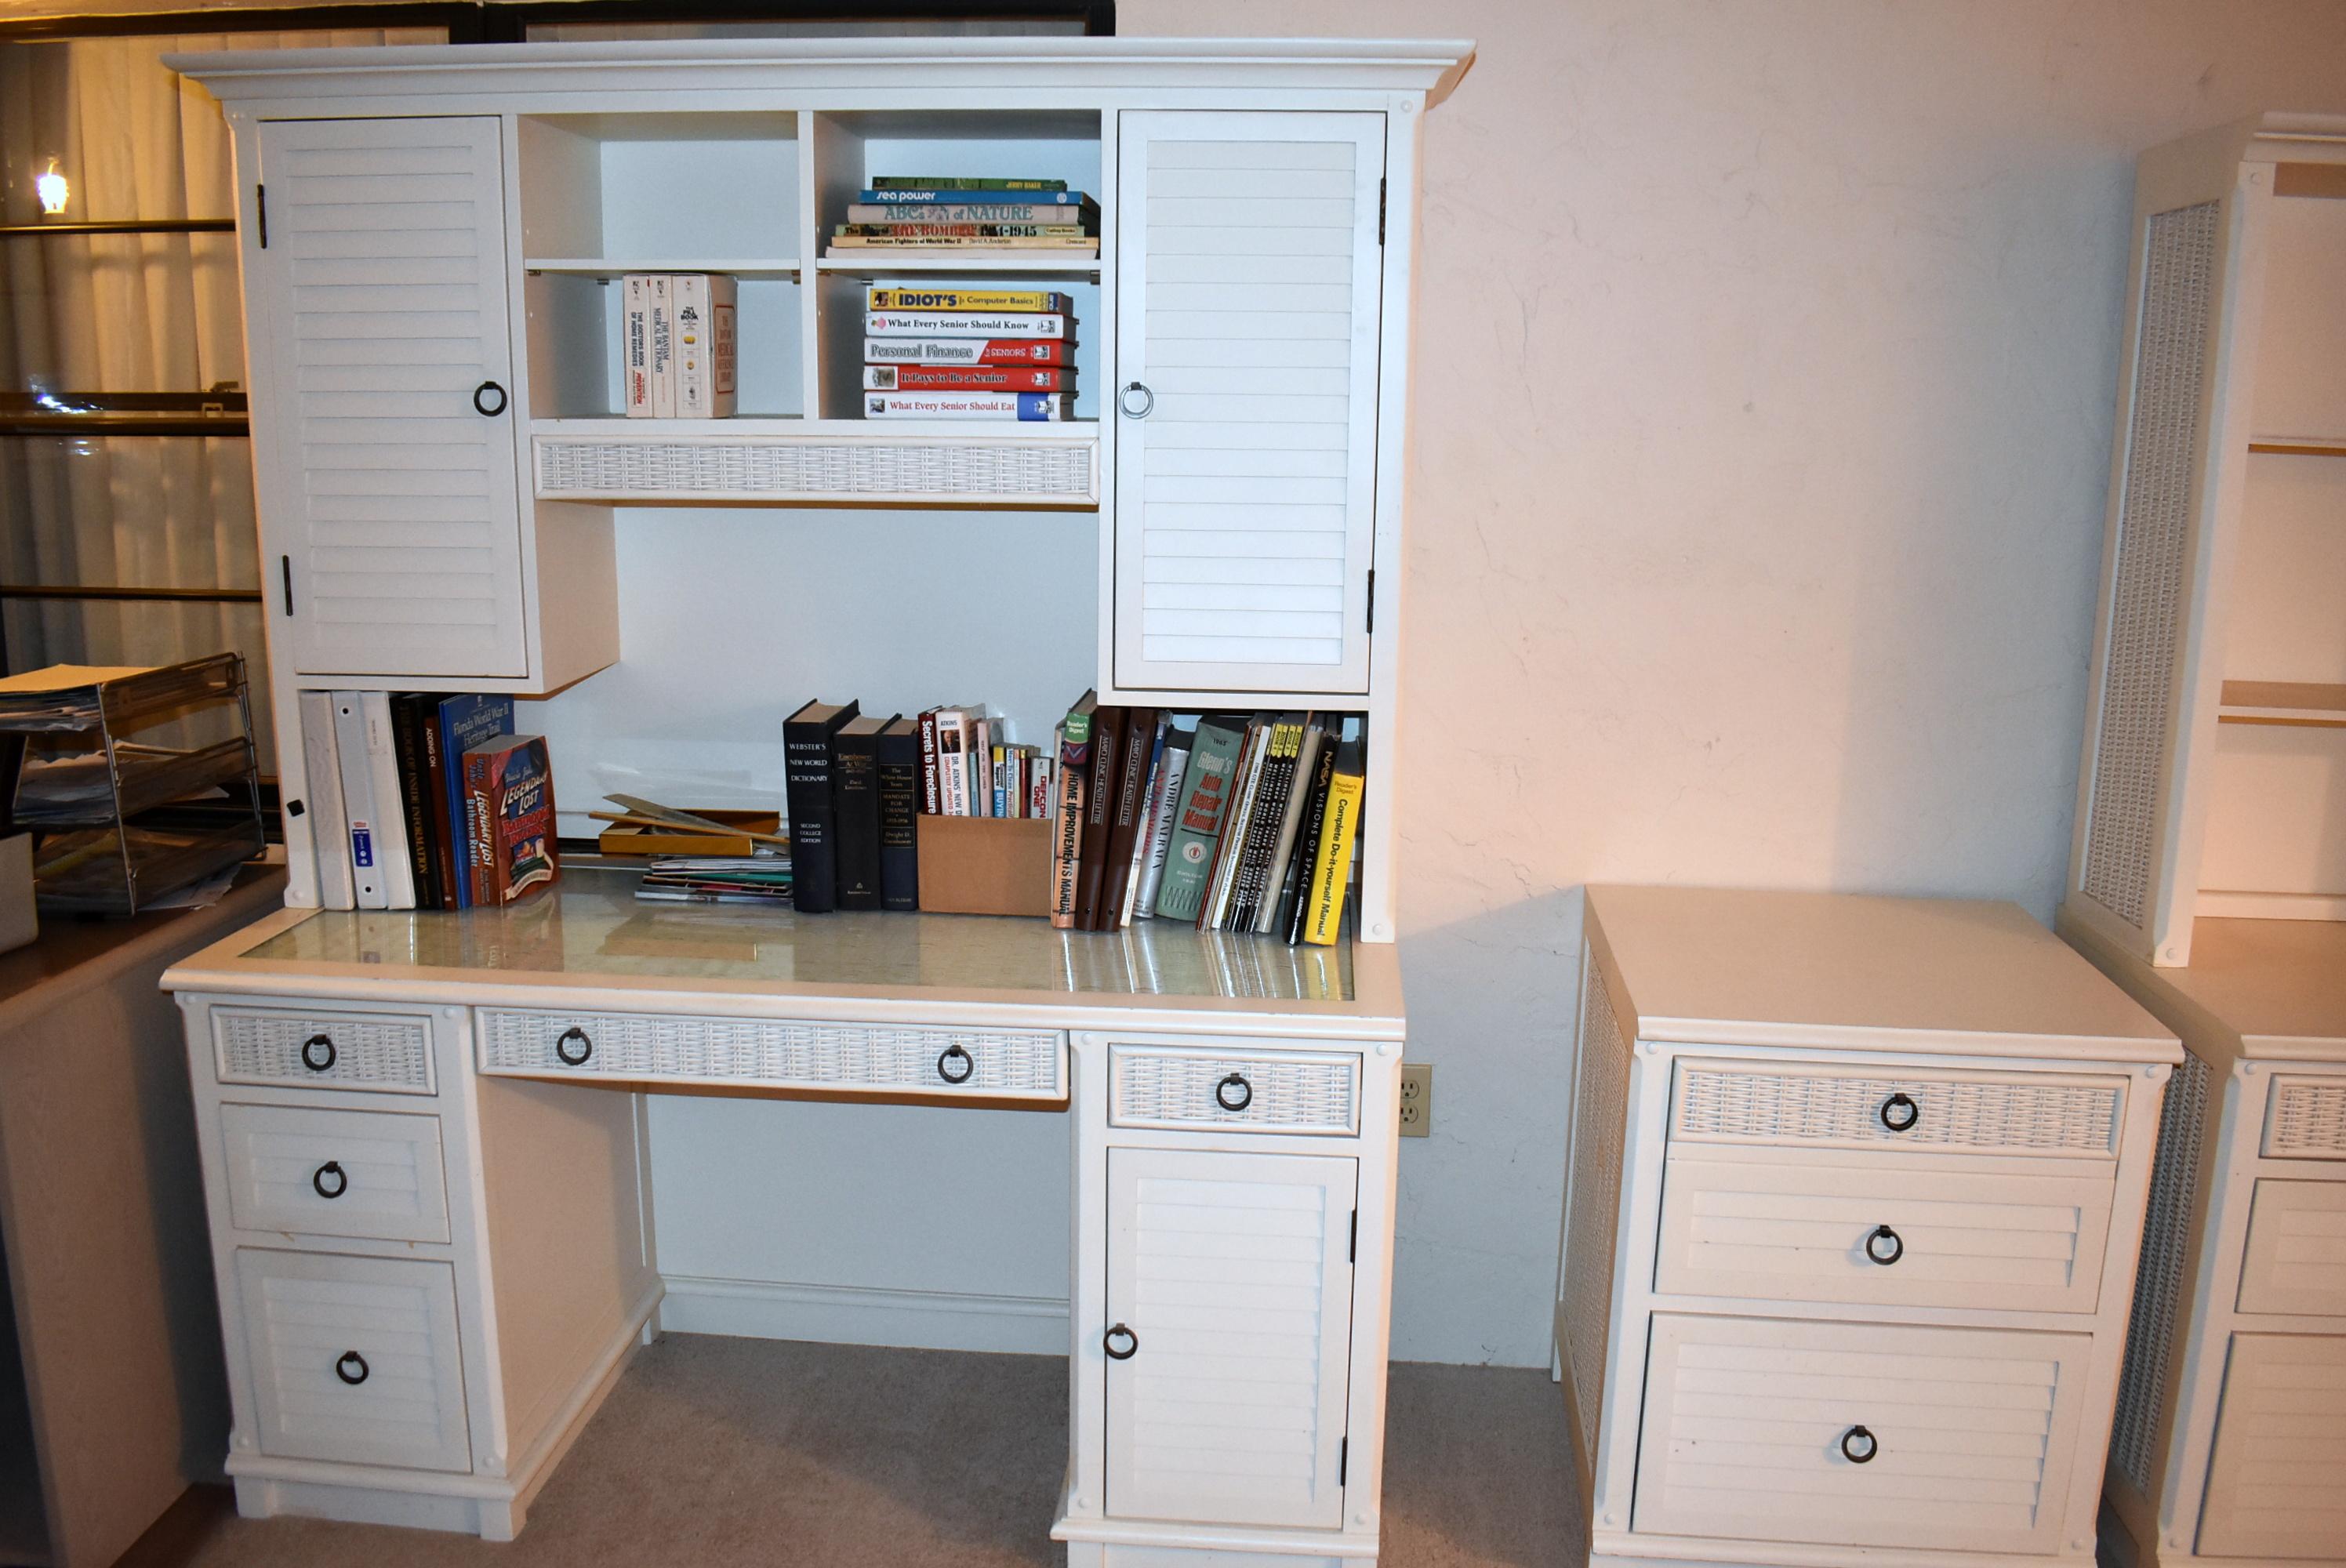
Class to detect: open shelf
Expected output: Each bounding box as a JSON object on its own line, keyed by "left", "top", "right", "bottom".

{"left": 814, "top": 255, "right": 1099, "bottom": 279}
{"left": 526, "top": 258, "right": 801, "bottom": 280}
{"left": 2218, "top": 681, "right": 2346, "bottom": 727}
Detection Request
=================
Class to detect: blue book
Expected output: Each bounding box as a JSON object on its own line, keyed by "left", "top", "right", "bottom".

{"left": 857, "top": 187, "right": 1093, "bottom": 207}
{"left": 435, "top": 694, "right": 514, "bottom": 908}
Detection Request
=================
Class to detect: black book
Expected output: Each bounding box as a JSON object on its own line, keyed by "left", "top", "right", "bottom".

{"left": 876, "top": 716, "right": 923, "bottom": 912}
{"left": 783, "top": 698, "right": 859, "bottom": 913}
{"left": 1072, "top": 704, "right": 1123, "bottom": 930}
{"left": 1279, "top": 732, "right": 1343, "bottom": 945}
{"left": 832, "top": 713, "right": 891, "bottom": 911}
{"left": 389, "top": 692, "right": 442, "bottom": 911}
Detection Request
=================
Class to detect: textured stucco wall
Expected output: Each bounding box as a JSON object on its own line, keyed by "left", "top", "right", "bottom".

{"left": 1126, "top": 0, "right": 2346, "bottom": 1364}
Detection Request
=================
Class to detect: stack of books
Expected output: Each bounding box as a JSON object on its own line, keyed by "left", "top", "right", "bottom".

{"left": 826, "top": 176, "right": 1098, "bottom": 259}
{"left": 864, "top": 286, "right": 1077, "bottom": 421}
{"left": 1048, "top": 695, "right": 1364, "bottom": 947}
{"left": 621, "top": 272, "right": 738, "bottom": 418}
{"left": 297, "top": 691, "right": 556, "bottom": 911}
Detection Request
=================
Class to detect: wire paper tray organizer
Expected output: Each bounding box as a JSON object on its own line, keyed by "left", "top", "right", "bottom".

{"left": 0, "top": 653, "right": 266, "bottom": 915}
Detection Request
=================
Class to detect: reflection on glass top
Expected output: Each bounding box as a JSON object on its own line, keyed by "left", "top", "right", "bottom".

{"left": 246, "top": 867, "right": 1354, "bottom": 1004}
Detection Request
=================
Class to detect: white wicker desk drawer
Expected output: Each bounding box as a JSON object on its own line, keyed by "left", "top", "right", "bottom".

{"left": 1654, "top": 1145, "right": 2115, "bottom": 1315}
{"left": 220, "top": 1102, "right": 451, "bottom": 1246}
{"left": 1633, "top": 1312, "right": 2090, "bottom": 1557}
{"left": 2264, "top": 1076, "right": 2346, "bottom": 1160}
{"left": 212, "top": 1006, "right": 436, "bottom": 1096}
{"left": 476, "top": 1009, "right": 1066, "bottom": 1102}
{"left": 1670, "top": 1060, "right": 2126, "bottom": 1160}
{"left": 1108, "top": 1043, "right": 1360, "bottom": 1135}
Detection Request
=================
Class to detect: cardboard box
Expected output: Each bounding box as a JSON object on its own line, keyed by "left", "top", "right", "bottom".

{"left": 915, "top": 815, "right": 1051, "bottom": 918}
{"left": 0, "top": 833, "right": 34, "bottom": 955}
{"left": 597, "top": 809, "right": 782, "bottom": 859}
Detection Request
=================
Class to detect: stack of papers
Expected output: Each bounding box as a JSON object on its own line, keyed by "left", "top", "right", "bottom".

{"left": 635, "top": 851, "right": 794, "bottom": 906}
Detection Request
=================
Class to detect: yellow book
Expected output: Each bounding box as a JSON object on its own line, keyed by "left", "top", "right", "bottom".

{"left": 1301, "top": 741, "right": 1366, "bottom": 947}
{"left": 864, "top": 286, "right": 1075, "bottom": 312}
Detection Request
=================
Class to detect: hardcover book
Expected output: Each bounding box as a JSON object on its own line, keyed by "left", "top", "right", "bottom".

{"left": 1097, "top": 708, "right": 1160, "bottom": 930}
{"left": 1279, "top": 731, "right": 1343, "bottom": 945}
{"left": 866, "top": 311, "right": 1070, "bottom": 339}
{"left": 646, "top": 273, "right": 677, "bottom": 418}
{"left": 1150, "top": 715, "right": 1247, "bottom": 924}
{"left": 863, "top": 392, "right": 1074, "bottom": 421}
{"left": 862, "top": 365, "right": 1073, "bottom": 392}
{"left": 1301, "top": 739, "right": 1367, "bottom": 947}
{"left": 462, "top": 734, "right": 557, "bottom": 906}
{"left": 1134, "top": 726, "right": 1193, "bottom": 920}
{"left": 863, "top": 339, "right": 1073, "bottom": 366}
{"left": 845, "top": 202, "right": 1089, "bottom": 224}
{"left": 783, "top": 698, "right": 859, "bottom": 913}
{"left": 389, "top": 692, "right": 442, "bottom": 910}
{"left": 435, "top": 694, "right": 514, "bottom": 908}
{"left": 623, "top": 274, "right": 653, "bottom": 416}
{"left": 858, "top": 187, "right": 1092, "bottom": 206}
{"left": 877, "top": 717, "right": 923, "bottom": 912}
{"left": 1050, "top": 694, "right": 1096, "bottom": 929}
{"left": 868, "top": 176, "right": 1069, "bottom": 192}
{"left": 671, "top": 273, "right": 738, "bottom": 419}
{"left": 833, "top": 713, "right": 891, "bottom": 911}
{"left": 866, "top": 288, "right": 1074, "bottom": 313}
{"left": 1072, "top": 702, "right": 1124, "bottom": 930}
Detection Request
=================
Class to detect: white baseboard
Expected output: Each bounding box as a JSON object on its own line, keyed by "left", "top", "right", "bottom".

{"left": 658, "top": 1273, "right": 1070, "bottom": 1355}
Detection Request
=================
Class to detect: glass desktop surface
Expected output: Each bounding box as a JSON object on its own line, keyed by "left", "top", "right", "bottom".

{"left": 245, "top": 867, "right": 1355, "bottom": 1004}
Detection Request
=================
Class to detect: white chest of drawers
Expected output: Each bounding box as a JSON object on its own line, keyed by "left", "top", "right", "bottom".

{"left": 1557, "top": 887, "right": 2181, "bottom": 1568}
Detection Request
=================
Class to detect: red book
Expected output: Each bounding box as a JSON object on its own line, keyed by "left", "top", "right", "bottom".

{"left": 863, "top": 365, "right": 1075, "bottom": 392}
{"left": 862, "top": 337, "right": 1074, "bottom": 367}
{"left": 462, "top": 734, "right": 557, "bottom": 905}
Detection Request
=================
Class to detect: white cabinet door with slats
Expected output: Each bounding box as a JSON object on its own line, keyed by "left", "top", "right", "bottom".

{"left": 2198, "top": 1333, "right": 2346, "bottom": 1556}
{"left": 1104, "top": 1148, "right": 1355, "bottom": 1530}
{"left": 254, "top": 116, "right": 527, "bottom": 679}
{"left": 1114, "top": 111, "right": 1384, "bottom": 696}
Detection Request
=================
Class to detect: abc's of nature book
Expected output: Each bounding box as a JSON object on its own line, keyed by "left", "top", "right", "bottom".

{"left": 463, "top": 734, "right": 558, "bottom": 904}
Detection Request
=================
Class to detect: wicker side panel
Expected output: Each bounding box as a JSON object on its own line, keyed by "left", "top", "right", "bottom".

{"left": 1109, "top": 1047, "right": 1360, "bottom": 1135}
{"left": 2109, "top": 1048, "right": 2210, "bottom": 1495}
{"left": 2264, "top": 1077, "right": 2346, "bottom": 1159}
{"left": 2081, "top": 201, "right": 2222, "bottom": 932}
{"left": 1563, "top": 941, "right": 1629, "bottom": 1463}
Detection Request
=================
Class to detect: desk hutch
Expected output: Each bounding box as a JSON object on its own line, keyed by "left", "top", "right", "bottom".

{"left": 160, "top": 37, "right": 1473, "bottom": 1568}
{"left": 2059, "top": 112, "right": 2346, "bottom": 1568}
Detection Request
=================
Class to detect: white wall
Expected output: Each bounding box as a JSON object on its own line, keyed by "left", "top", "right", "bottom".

{"left": 534, "top": 2, "right": 2346, "bottom": 1367}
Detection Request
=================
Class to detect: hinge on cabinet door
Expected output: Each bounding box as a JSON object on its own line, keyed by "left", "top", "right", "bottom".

{"left": 280, "top": 555, "right": 293, "bottom": 616}
{"left": 1349, "top": 1209, "right": 1357, "bottom": 1263}
{"left": 1365, "top": 568, "right": 1375, "bottom": 635}
{"left": 256, "top": 185, "right": 267, "bottom": 248}
{"left": 1339, "top": 1437, "right": 1349, "bottom": 1487}
{"left": 1377, "top": 178, "right": 1386, "bottom": 245}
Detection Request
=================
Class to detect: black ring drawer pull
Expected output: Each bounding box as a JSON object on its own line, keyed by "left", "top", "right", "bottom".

{"left": 1878, "top": 1092, "right": 1919, "bottom": 1132}
{"left": 554, "top": 1027, "right": 593, "bottom": 1066}
{"left": 300, "top": 1033, "right": 336, "bottom": 1073}
{"left": 335, "top": 1350, "right": 369, "bottom": 1386}
{"left": 1865, "top": 1225, "right": 1904, "bottom": 1265}
{"left": 312, "top": 1160, "right": 348, "bottom": 1200}
{"left": 937, "top": 1044, "right": 975, "bottom": 1084}
{"left": 1215, "top": 1073, "right": 1254, "bottom": 1112}
{"left": 1840, "top": 1425, "right": 1878, "bottom": 1464}
{"left": 473, "top": 379, "right": 508, "bottom": 416}
{"left": 1103, "top": 1323, "right": 1138, "bottom": 1361}
{"left": 1117, "top": 381, "right": 1154, "bottom": 419}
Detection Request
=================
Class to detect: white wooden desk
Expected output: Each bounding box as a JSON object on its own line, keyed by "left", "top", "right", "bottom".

{"left": 162, "top": 869, "right": 1404, "bottom": 1567}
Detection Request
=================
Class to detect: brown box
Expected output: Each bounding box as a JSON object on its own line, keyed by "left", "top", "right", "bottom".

{"left": 597, "top": 809, "right": 781, "bottom": 858}
{"left": 915, "top": 815, "right": 1053, "bottom": 918}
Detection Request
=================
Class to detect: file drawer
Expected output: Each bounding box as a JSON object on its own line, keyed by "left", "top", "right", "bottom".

{"left": 1633, "top": 1312, "right": 2090, "bottom": 1556}
{"left": 213, "top": 1006, "right": 436, "bottom": 1096}
{"left": 220, "top": 1102, "right": 450, "bottom": 1245}
{"left": 234, "top": 1249, "right": 470, "bottom": 1473}
{"left": 1109, "top": 1043, "right": 1361, "bottom": 1135}
{"left": 1670, "top": 1060, "right": 2126, "bottom": 1159}
{"left": 1655, "top": 1145, "right": 2115, "bottom": 1314}
{"left": 2236, "top": 1180, "right": 2346, "bottom": 1316}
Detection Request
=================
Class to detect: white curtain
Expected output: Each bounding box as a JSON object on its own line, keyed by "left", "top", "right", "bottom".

{"left": 0, "top": 27, "right": 437, "bottom": 770}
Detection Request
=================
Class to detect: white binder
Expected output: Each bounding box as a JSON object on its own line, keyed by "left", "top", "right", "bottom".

{"left": 296, "top": 691, "right": 355, "bottom": 909}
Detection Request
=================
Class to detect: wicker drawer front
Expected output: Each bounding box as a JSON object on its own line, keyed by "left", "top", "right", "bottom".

{"left": 1655, "top": 1147, "right": 2115, "bottom": 1315}
{"left": 219, "top": 1103, "right": 450, "bottom": 1246}
{"left": 1671, "top": 1061, "right": 2124, "bottom": 1160}
{"left": 1633, "top": 1313, "right": 2090, "bottom": 1556}
{"left": 477, "top": 1009, "right": 1066, "bottom": 1101}
{"left": 2264, "top": 1076, "right": 2346, "bottom": 1160}
{"left": 1109, "top": 1044, "right": 1360, "bottom": 1135}
{"left": 213, "top": 1006, "right": 436, "bottom": 1096}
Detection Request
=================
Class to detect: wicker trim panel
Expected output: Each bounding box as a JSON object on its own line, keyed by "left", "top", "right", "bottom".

{"left": 2109, "top": 1048, "right": 2210, "bottom": 1494}
{"left": 1107, "top": 1045, "right": 1360, "bottom": 1135}
{"left": 1672, "top": 1065, "right": 2125, "bottom": 1158}
{"left": 213, "top": 1007, "right": 436, "bottom": 1095}
{"left": 2264, "top": 1076, "right": 2346, "bottom": 1160}
{"left": 534, "top": 434, "right": 1099, "bottom": 505}
{"left": 476, "top": 1009, "right": 1066, "bottom": 1100}
{"left": 2081, "top": 200, "right": 2221, "bottom": 932}
{"left": 1562, "top": 942, "right": 1629, "bottom": 1465}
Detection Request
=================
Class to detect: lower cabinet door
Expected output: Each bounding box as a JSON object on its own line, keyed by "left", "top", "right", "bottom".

{"left": 1103, "top": 1147, "right": 1356, "bottom": 1530}
{"left": 235, "top": 1249, "right": 471, "bottom": 1472}
{"left": 1633, "top": 1313, "right": 2090, "bottom": 1555}
{"left": 2197, "top": 1333, "right": 2346, "bottom": 1557}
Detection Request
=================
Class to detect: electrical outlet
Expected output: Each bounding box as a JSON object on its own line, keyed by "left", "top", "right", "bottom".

{"left": 1398, "top": 1063, "right": 1431, "bottom": 1137}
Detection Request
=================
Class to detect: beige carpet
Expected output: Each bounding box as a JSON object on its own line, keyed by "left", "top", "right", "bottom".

{"left": 169, "top": 1334, "right": 1584, "bottom": 1566}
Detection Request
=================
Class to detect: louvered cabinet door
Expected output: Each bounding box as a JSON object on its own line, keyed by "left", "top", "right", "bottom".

{"left": 1113, "top": 111, "right": 1385, "bottom": 696}
{"left": 1103, "top": 1147, "right": 1356, "bottom": 1530}
{"left": 252, "top": 116, "right": 528, "bottom": 680}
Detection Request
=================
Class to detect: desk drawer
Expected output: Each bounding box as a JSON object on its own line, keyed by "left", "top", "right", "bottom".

{"left": 2238, "top": 1181, "right": 2346, "bottom": 1316}
{"left": 2264, "top": 1076, "right": 2346, "bottom": 1160}
{"left": 1655, "top": 1147, "right": 2113, "bottom": 1314}
{"left": 220, "top": 1103, "right": 450, "bottom": 1245}
{"left": 477, "top": 1009, "right": 1066, "bottom": 1101}
{"left": 1634, "top": 1312, "right": 2089, "bottom": 1556}
{"left": 1671, "top": 1061, "right": 2125, "bottom": 1160}
{"left": 234, "top": 1249, "right": 470, "bottom": 1474}
{"left": 1109, "top": 1044, "right": 1360, "bottom": 1135}
{"left": 213, "top": 1006, "right": 436, "bottom": 1096}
